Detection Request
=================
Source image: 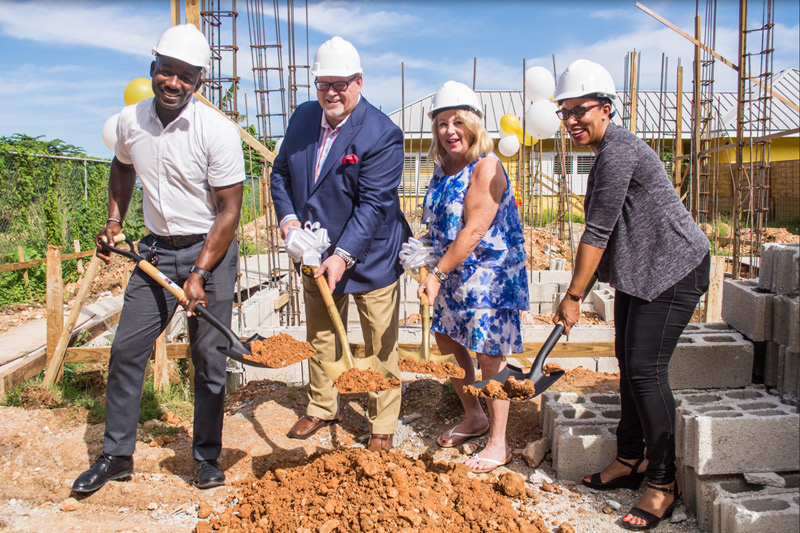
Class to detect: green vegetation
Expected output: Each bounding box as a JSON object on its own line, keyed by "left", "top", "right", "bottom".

{"left": 530, "top": 209, "right": 585, "bottom": 227}
{"left": 1, "top": 362, "right": 193, "bottom": 425}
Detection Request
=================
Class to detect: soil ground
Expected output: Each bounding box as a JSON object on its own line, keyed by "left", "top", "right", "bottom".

{"left": 0, "top": 366, "right": 703, "bottom": 532}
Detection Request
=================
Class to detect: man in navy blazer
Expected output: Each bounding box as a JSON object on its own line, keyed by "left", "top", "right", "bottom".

{"left": 270, "top": 36, "right": 410, "bottom": 451}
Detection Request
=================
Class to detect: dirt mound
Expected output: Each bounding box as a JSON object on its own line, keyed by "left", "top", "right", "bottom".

{"left": 524, "top": 228, "right": 572, "bottom": 271}
{"left": 465, "top": 376, "right": 536, "bottom": 400}
{"left": 246, "top": 333, "right": 315, "bottom": 368}
{"left": 197, "top": 448, "right": 549, "bottom": 533}
{"left": 399, "top": 356, "right": 465, "bottom": 378}
{"left": 19, "top": 385, "right": 59, "bottom": 409}
{"left": 334, "top": 368, "right": 401, "bottom": 394}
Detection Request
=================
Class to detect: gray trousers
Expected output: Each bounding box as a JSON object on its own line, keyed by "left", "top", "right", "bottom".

{"left": 103, "top": 234, "right": 238, "bottom": 461}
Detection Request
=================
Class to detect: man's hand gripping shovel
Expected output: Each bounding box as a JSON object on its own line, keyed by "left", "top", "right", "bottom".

{"left": 98, "top": 237, "right": 272, "bottom": 368}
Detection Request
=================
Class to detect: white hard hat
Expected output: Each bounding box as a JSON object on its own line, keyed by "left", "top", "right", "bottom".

{"left": 152, "top": 24, "right": 211, "bottom": 72}
{"left": 311, "top": 36, "right": 362, "bottom": 78}
{"left": 553, "top": 59, "right": 617, "bottom": 102}
{"left": 428, "top": 81, "right": 482, "bottom": 119}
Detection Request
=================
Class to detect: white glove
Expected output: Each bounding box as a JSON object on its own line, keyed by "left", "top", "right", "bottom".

{"left": 398, "top": 237, "right": 436, "bottom": 272}
{"left": 284, "top": 221, "right": 330, "bottom": 267}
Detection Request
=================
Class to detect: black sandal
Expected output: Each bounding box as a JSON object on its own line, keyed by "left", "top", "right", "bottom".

{"left": 582, "top": 457, "right": 645, "bottom": 491}
{"left": 621, "top": 481, "right": 681, "bottom": 531}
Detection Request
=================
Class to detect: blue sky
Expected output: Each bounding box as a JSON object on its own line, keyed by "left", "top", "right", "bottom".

{"left": 1, "top": 0, "right": 798, "bottom": 157}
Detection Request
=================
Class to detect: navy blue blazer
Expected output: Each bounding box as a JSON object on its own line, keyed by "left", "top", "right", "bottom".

{"left": 270, "top": 97, "right": 411, "bottom": 294}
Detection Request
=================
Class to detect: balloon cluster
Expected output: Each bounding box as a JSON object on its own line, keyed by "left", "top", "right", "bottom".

{"left": 101, "top": 78, "right": 155, "bottom": 152}
{"left": 497, "top": 66, "right": 561, "bottom": 157}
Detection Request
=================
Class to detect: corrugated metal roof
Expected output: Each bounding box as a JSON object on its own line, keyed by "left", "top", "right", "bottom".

{"left": 388, "top": 68, "right": 799, "bottom": 140}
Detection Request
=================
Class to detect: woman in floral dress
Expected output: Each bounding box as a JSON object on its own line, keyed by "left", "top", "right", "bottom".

{"left": 417, "top": 81, "right": 529, "bottom": 473}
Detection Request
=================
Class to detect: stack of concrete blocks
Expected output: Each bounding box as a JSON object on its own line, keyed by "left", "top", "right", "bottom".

{"left": 540, "top": 391, "right": 621, "bottom": 481}
{"left": 723, "top": 243, "right": 799, "bottom": 397}
{"left": 675, "top": 388, "right": 800, "bottom": 532}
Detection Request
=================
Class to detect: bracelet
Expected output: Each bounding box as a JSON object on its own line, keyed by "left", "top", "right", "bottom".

{"left": 333, "top": 248, "right": 356, "bottom": 270}
{"left": 189, "top": 265, "right": 212, "bottom": 282}
{"left": 107, "top": 217, "right": 122, "bottom": 226}
{"left": 565, "top": 289, "right": 582, "bottom": 302}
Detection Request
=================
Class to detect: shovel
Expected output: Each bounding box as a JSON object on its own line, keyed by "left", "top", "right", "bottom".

{"left": 303, "top": 265, "right": 397, "bottom": 382}
{"left": 99, "top": 237, "right": 271, "bottom": 368}
{"left": 471, "top": 276, "right": 597, "bottom": 401}
{"left": 398, "top": 266, "right": 458, "bottom": 367}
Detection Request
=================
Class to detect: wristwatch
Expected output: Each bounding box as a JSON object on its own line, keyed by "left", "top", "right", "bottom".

{"left": 334, "top": 248, "right": 356, "bottom": 270}
{"left": 431, "top": 266, "right": 448, "bottom": 282}
{"left": 189, "top": 265, "right": 211, "bottom": 282}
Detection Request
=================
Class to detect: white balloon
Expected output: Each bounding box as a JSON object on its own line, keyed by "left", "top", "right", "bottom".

{"left": 497, "top": 134, "right": 520, "bottom": 157}
{"left": 499, "top": 129, "right": 516, "bottom": 139}
{"left": 525, "top": 100, "right": 561, "bottom": 139}
{"left": 102, "top": 113, "right": 120, "bottom": 152}
{"left": 523, "top": 66, "right": 555, "bottom": 103}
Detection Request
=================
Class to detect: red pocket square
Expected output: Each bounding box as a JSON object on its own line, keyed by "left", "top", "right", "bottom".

{"left": 341, "top": 154, "right": 359, "bottom": 165}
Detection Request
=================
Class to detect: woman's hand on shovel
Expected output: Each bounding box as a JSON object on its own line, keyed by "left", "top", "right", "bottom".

{"left": 554, "top": 296, "right": 581, "bottom": 335}
{"left": 182, "top": 274, "right": 209, "bottom": 317}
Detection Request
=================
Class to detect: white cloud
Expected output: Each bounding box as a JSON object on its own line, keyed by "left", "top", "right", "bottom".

{"left": 0, "top": 1, "right": 163, "bottom": 56}
{"left": 305, "top": 1, "right": 422, "bottom": 44}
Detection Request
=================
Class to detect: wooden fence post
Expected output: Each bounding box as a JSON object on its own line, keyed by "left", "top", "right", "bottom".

{"left": 74, "top": 239, "right": 83, "bottom": 274}
{"left": 704, "top": 255, "right": 726, "bottom": 322}
{"left": 46, "top": 245, "right": 63, "bottom": 372}
{"left": 16, "top": 246, "right": 29, "bottom": 287}
{"left": 153, "top": 332, "right": 169, "bottom": 391}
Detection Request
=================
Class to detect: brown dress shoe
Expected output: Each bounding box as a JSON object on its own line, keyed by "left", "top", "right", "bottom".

{"left": 367, "top": 434, "right": 393, "bottom": 452}
{"left": 287, "top": 415, "right": 334, "bottom": 439}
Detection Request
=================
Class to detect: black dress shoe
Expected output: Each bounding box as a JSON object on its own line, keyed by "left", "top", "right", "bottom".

{"left": 196, "top": 459, "right": 225, "bottom": 489}
{"left": 72, "top": 454, "right": 134, "bottom": 493}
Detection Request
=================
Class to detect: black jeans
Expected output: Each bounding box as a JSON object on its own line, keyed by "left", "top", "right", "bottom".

{"left": 614, "top": 253, "right": 710, "bottom": 484}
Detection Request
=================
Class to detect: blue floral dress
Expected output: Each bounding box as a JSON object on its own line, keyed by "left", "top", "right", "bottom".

{"left": 422, "top": 152, "right": 529, "bottom": 356}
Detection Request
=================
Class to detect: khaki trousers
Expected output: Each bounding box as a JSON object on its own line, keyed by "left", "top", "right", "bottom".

{"left": 302, "top": 275, "right": 401, "bottom": 435}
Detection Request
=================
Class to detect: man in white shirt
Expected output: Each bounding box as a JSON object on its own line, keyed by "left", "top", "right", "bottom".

{"left": 72, "top": 24, "right": 244, "bottom": 493}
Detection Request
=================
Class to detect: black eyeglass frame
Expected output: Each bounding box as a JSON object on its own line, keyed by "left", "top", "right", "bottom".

{"left": 556, "top": 103, "right": 603, "bottom": 121}
{"left": 314, "top": 74, "right": 361, "bottom": 92}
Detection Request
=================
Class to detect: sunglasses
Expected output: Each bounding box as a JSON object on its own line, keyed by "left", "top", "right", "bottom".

{"left": 314, "top": 74, "right": 360, "bottom": 92}
{"left": 556, "top": 103, "right": 602, "bottom": 121}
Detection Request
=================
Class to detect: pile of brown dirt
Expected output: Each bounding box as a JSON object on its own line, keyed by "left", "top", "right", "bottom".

{"left": 333, "top": 368, "right": 401, "bottom": 394}
{"left": 464, "top": 375, "right": 536, "bottom": 400}
{"left": 196, "top": 448, "right": 550, "bottom": 533}
{"left": 523, "top": 227, "right": 572, "bottom": 271}
{"left": 554, "top": 366, "right": 620, "bottom": 394}
{"left": 399, "top": 356, "right": 465, "bottom": 378}
{"left": 246, "top": 333, "right": 315, "bottom": 368}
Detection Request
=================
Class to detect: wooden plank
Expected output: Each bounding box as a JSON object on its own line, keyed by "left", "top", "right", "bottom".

{"left": 184, "top": 0, "right": 200, "bottom": 27}
{"left": 46, "top": 246, "right": 63, "bottom": 370}
{"left": 74, "top": 240, "right": 83, "bottom": 273}
{"left": 0, "top": 348, "right": 47, "bottom": 398}
{"left": 196, "top": 94, "right": 276, "bottom": 163}
{"left": 273, "top": 291, "right": 291, "bottom": 310}
{"left": 170, "top": 0, "right": 180, "bottom": 25}
{"left": 152, "top": 332, "right": 169, "bottom": 391}
{"left": 0, "top": 249, "right": 95, "bottom": 273}
{"left": 64, "top": 343, "right": 192, "bottom": 363}
{"left": 704, "top": 255, "right": 726, "bottom": 322}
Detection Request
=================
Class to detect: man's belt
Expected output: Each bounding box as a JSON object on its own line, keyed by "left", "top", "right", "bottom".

{"left": 153, "top": 233, "right": 206, "bottom": 249}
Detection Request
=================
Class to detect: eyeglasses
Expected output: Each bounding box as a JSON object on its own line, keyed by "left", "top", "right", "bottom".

{"left": 556, "top": 103, "right": 602, "bottom": 121}
{"left": 314, "top": 75, "right": 360, "bottom": 92}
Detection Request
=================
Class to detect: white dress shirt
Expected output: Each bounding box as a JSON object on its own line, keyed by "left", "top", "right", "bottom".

{"left": 115, "top": 97, "right": 245, "bottom": 236}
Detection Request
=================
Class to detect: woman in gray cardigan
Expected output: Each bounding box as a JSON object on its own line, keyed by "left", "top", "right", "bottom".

{"left": 552, "top": 60, "right": 710, "bottom": 531}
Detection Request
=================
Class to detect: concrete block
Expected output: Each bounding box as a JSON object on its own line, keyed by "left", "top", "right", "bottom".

{"left": 528, "top": 283, "right": 560, "bottom": 303}
{"left": 560, "top": 325, "right": 616, "bottom": 342}
{"left": 541, "top": 392, "right": 620, "bottom": 442}
{"left": 765, "top": 341, "right": 781, "bottom": 388}
{"left": 773, "top": 295, "right": 800, "bottom": 352}
{"left": 547, "top": 293, "right": 594, "bottom": 314}
{"left": 590, "top": 288, "right": 615, "bottom": 321}
{"left": 773, "top": 244, "right": 800, "bottom": 296}
{"left": 552, "top": 424, "right": 617, "bottom": 482}
{"left": 722, "top": 278, "right": 774, "bottom": 341}
{"left": 522, "top": 437, "right": 550, "bottom": 468}
{"left": 670, "top": 331, "right": 754, "bottom": 389}
{"left": 778, "top": 346, "right": 800, "bottom": 397}
{"left": 715, "top": 492, "right": 800, "bottom": 533}
{"left": 683, "top": 322, "right": 738, "bottom": 334}
{"left": 758, "top": 242, "right": 782, "bottom": 292}
{"left": 679, "top": 464, "right": 800, "bottom": 531}
{"left": 538, "top": 270, "right": 573, "bottom": 285}
{"left": 678, "top": 390, "right": 799, "bottom": 475}
{"left": 596, "top": 357, "right": 620, "bottom": 374}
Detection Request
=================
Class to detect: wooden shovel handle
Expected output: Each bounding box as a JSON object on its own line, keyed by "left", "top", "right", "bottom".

{"left": 419, "top": 266, "right": 431, "bottom": 306}
{"left": 311, "top": 266, "right": 354, "bottom": 360}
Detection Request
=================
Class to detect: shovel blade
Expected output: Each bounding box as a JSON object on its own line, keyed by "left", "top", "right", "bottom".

{"left": 219, "top": 333, "right": 274, "bottom": 369}
{"left": 471, "top": 364, "right": 566, "bottom": 402}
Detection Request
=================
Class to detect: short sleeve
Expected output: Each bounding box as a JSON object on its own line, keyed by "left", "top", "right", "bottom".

{"left": 206, "top": 118, "right": 245, "bottom": 187}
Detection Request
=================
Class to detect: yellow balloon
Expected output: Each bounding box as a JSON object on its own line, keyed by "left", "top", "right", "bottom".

{"left": 515, "top": 131, "right": 538, "bottom": 147}
{"left": 124, "top": 78, "right": 154, "bottom": 106}
{"left": 499, "top": 113, "right": 521, "bottom": 135}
